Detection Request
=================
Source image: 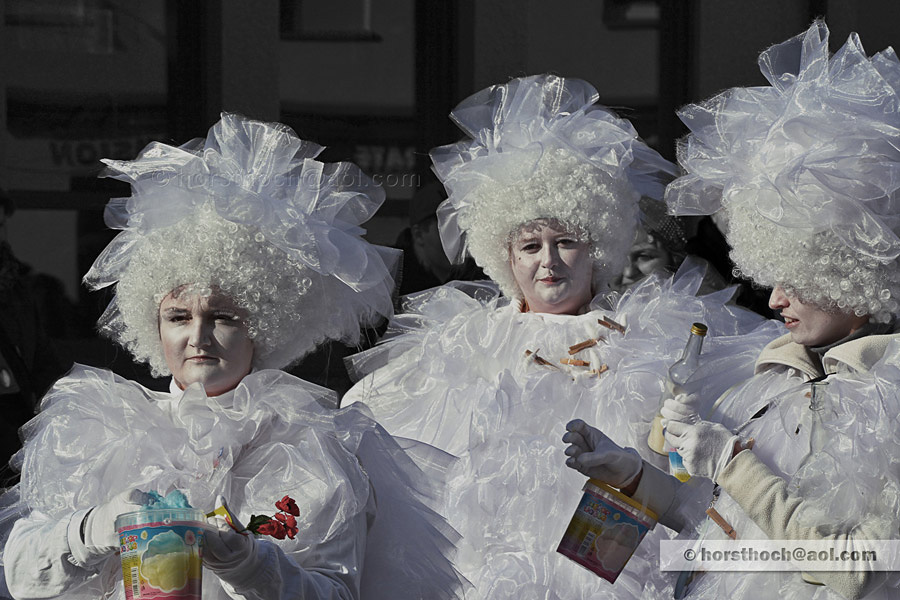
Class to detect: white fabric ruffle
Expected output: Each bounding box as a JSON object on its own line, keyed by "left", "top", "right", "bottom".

{"left": 344, "top": 259, "right": 783, "bottom": 598}
{"left": 0, "top": 366, "right": 463, "bottom": 600}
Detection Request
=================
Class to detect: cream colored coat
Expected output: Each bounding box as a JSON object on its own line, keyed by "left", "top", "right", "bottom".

{"left": 632, "top": 331, "right": 900, "bottom": 599}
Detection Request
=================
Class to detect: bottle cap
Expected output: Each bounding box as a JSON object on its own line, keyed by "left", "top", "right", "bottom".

{"left": 690, "top": 323, "right": 708, "bottom": 336}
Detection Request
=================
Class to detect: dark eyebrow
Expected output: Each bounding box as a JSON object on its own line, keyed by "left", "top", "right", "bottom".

{"left": 208, "top": 303, "right": 237, "bottom": 311}
{"left": 161, "top": 307, "right": 190, "bottom": 316}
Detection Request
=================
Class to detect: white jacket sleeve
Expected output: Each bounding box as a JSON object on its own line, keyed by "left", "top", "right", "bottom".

{"left": 718, "top": 450, "right": 890, "bottom": 600}
{"left": 4, "top": 509, "right": 118, "bottom": 599}
{"left": 215, "top": 505, "right": 370, "bottom": 600}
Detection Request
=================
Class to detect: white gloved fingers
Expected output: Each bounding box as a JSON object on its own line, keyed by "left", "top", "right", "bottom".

{"left": 663, "top": 428, "right": 680, "bottom": 451}
{"left": 579, "top": 448, "right": 642, "bottom": 486}
{"left": 661, "top": 397, "right": 700, "bottom": 424}
{"left": 660, "top": 399, "right": 694, "bottom": 421}
{"left": 673, "top": 392, "right": 703, "bottom": 412}
{"left": 576, "top": 447, "right": 624, "bottom": 470}
{"left": 674, "top": 421, "right": 739, "bottom": 481}
{"left": 565, "top": 455, "right": 586, "bottom": 473}
{"left": 662, "top": 419, "right": 690, "bottom": 442}
{"left": 561, "top": 429, "right": 585, "bottom": 445}
{"left": 600, "top": 446, "right": 642, "bottom": 487}
{"left": 210, "top": 515, "right": 249, "bottom": 553}
{"left": 566, "top": 419, "right": 613, "bottom": 450}
{"left": 203, "top": 514, "right": 255, "bottom": 573}
{"left": 564, "top": 419, "right": 610, "bottom": 457}
{"left": 565, "top": 419, "right": 588, "bottom": 433}
{"left": 564, "top": 444, "right": 584, "bottom": 459}
{"left": 664, "top": 427, "right": 692, "bottom": 453}
{"left": 84, "top": 488, "right": 150, "bottom": 550}
{"left": 565, "top": 420, "right": 597, "bottom": 446}
{"left": 562, "top": 429, "right": 588, "bottom": 449}
{"left": 570, "top": 445, "right": 641, "bottom": 488}
{"left": 562, "top": 430, "right": 590, "bottom": 459}
{"left": 563, "top": 419, "right": 641, "bottom": 487}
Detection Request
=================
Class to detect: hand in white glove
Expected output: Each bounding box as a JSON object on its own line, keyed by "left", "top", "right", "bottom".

{"left": 659, "top": 392, "right": 703, "bottom": 426}
{"left": 663, "top": 418, "right": 739, "bottom": 482}
{"left": 82, "top": 488, "right": 149, "bottom": 552}
{"left": 203, "top": 496, "right": 257, "bottom": 574}
{"left": 563, "top": 419, "right": 642, "bottom": 488}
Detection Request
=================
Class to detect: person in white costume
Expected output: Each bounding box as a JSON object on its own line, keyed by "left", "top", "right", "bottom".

{"left": 342, "top": 75, "right": 782, "bottom": 599}
{"left": 565, "top": 21, "right": 900, "bottom": 600}
{"left": 0, "top": 114, "right": 463, "bottom": 600}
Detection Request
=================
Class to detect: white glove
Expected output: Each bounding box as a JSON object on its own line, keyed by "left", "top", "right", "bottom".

{"left": 203, "top": 496, "right": 257, "bottom": 574}
{"left": 659, "top": 392, "right": 703, "bottom": 425}
{"left": 563, "top": 419, "right": 642, "bottom": 488}
{"left": 663, "top": 418, "right": 739, "bottom": 482}
{"left": 82, "top": 488, "right": 149, "bottom": 552}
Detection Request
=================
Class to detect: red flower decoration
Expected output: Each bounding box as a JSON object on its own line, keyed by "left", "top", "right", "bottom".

{"left": 256, "top": 520, "right": 287, "bottom": 539}
{"left": 275, "top": 495, "right": 300, "bottom": 517}
{"left": 274, "top": 512, "right": 298, "bottom": 539}
{"left": 246, "top": 495, "right": 301, "bottom": 540}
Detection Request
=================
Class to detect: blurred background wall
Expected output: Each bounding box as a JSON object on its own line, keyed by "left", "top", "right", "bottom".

{"left": 2, "top": 0, "right": 899, "bottom": 386}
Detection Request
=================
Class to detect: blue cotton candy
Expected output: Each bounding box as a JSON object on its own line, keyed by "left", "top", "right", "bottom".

{"left": 143, "top": 489, "right": 192, "bottom": 509}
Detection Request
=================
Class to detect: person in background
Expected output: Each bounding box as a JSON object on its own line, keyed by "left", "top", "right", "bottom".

{"left": 394, "top": 177, "right": 454, "bottom": 295}
{"left": 0, "top": 188, "right": 69, "bottom": 488}
{"left": 616, "top": 197, "right": 695, "bottom": 290}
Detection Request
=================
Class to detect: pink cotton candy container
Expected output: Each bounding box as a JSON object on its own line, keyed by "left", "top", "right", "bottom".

{"left": 115, "top": 491, "right": 206, "bottom": 599}
{"left": 557, "top": 479, "right": 657, "bottom": 583}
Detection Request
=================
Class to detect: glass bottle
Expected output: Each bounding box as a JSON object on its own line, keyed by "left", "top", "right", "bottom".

{"left": 647, "top": 323, "right": 708, "bottom": 473}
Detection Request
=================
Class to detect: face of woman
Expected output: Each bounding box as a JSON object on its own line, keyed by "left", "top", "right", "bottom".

{"left": 159, "top": 290, "right": 254, "bottom": 396}
{"left": 619, "top": 231, "right": 672, "bottom": 287}
{"left": 509, "top": 221, "right": 594, "bottom": 315}
{"left": 768, "top": 285, "right": 869, "bottom": 347}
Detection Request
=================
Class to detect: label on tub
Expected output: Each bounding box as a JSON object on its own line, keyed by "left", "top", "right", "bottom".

{"left": 118, "top": 521, "right": 204, "bottom": 599}
{"left": 557, "top": 479, "right": 656, "bottom": 583}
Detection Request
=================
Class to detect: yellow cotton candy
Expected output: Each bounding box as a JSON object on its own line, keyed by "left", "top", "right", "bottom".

{"left": 141, "top": 551, "right": 189, "bottom": 592}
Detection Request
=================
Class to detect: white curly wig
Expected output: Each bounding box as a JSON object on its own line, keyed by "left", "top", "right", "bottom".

{"left": 666, "top": 21, "right": 900, "bottom": 322}
{"left": 430, "top": 74, "right": 677, "bottom": 299}
{"left": 84, "top": 113, "right": 397, "bottom": 376}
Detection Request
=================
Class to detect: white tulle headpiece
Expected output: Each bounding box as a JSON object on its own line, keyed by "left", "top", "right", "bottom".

{"left": 666, "top": 21, "right": 900, "bottom": 322}
{"left": 85, "top": 113, "right": 397, "bottom": 376}
{"left": 430, "top": 74, "right": 677, "bottom": 298}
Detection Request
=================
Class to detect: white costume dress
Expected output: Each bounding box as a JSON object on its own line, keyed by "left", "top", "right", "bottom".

{"left": 653, "top": 331, "right": 900, "bottom": 600}
{"left": 1, "top": 366, "right": 462, "bottom": 600}
{"left": 343, "top": 260, "right": 784, "bottom": 598}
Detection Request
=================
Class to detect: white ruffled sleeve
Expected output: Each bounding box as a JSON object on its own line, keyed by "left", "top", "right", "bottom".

{"left": 4, "top": 509, "right": 118, "bottom": 600}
